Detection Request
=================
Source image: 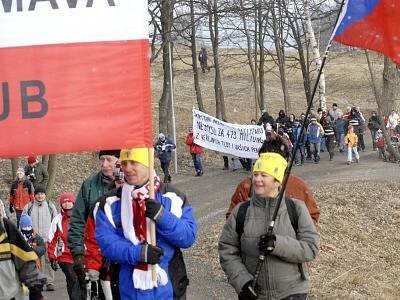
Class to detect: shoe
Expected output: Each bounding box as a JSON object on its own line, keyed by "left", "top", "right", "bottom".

{"left": 232, "top": 168, "right": 238, "bottom": 172}
{"left": 329, "top": 158, "right": 333, "bottom": 161}
{"left": 222, "top": 167, "right": 229, "bottom": 170}
{"left": 355, "top": 158, "right": 359, "bottom": 163}
{"left": 46, "top": 284, "right": 55, "bottom": 291}
{"left": 295, "top": 162, "right": 301, "bottom": 166}
{"left": 347, "top": 161, "right": 351, "bottom": 165}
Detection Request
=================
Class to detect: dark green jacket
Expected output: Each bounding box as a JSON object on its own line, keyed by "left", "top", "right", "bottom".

{"left": 68, "top": 171, "right": 109, "bottom": 256}
{"left": 25, "top": 162, "right": 49, "bottom": 190}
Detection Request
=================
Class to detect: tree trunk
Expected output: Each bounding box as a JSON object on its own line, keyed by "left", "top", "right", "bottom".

{"left": 190, "top": 0, "right": 204, "bottom": 112}
{"left": 208, "top": 0, "right": 225, "bottom": 119}
{"left": 42, "top": 155, "right": 49, "bottom": 168}
{"left": 159, "top": 0, "right": 174, "bottom": 136}
{"left": 10, "top": 158, "right": 18, "bottom": 181}
{"left": 381, "top": 57, "right": 400, "bottom": 115}
{"left": 304, "top": 0, "right": 326, "bottom": 110}
{"left": 257, "top": 1, "right": 266, "bottom": 112}
{"left": 46, "top": 154, "right": 57, "bottom": 198}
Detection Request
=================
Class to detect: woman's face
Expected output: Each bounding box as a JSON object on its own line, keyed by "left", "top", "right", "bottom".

{"left": 252, "top": 172, "right": 280, "bottom": 198}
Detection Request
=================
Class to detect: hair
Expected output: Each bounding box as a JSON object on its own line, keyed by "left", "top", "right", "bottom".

{"left": 258, "top": 134, "right": 291, "bottom": 161}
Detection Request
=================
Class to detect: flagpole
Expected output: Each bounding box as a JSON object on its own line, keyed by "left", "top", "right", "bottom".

{"left": 148, "top": 147, "right": 157, "bottom": 281}
{"left": 169, "top": 41, "right": 178, "bottom": 174}
{"left": 251, "top": 0, "right": 347, "bottom": 290}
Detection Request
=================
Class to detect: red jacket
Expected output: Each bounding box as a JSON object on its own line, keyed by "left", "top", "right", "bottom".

{"left": 84, "top": 211, "right": 102, "bottom": 271}
{"left": 185, "top": 132, "right": 203, "bottom": 154}
{"left": 47, "top": 212, "right": 73, "bottom": 263}
{"left": 9, "top": 180, "right": 34, "bottom": 211}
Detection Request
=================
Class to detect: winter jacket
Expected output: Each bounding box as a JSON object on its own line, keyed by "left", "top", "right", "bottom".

{"left": 219, "top": 197, "right": 319, "bottom": 300}
{"left": 155, "top": 138, "right": 176, "bottom": 163}
{"left": 185, "top": 132, "right": 203, "bottom": 154}
{"left": 345, "top": 132, "right": 358, "bottom": 147}
{"left": 368, "top": 116, "right": 381, "bottom": 131}
{"left": 257, "top": 113, "right": 276, "bottom": 129}
{"left": 293, "top": 126, "right": 306, "bottom": 146}
{"left": 24, "top": 162, "right": 49, "bottom": 189}
{"left": 25, "top": 232, "right": 46, "bottom": 259}
{"left": 0, "top": 217, "right": 46, "bottom": 300}
{"left": 335, "top": 118, "right": 346, "bottom": 134}
{"left": 387, "top": 113, "right": 399, "bottom": 129}
{"left": 225, "top": 176, "right": 320, "bottom": 224}
{"left": 95, "top": 186, "right": 197, "bottom": 300}
{"left": 48, "top": 212, "right": 74, "bottom": 264}
{"left": 69, "top": 171, "right": 110, "bottom": 257}
{"left": 307, "top": 123, "right": 324, "bottom": 144}
{"left": 22, "top": 200, "right": 57, "bottom": 242}
{"left": 375, "top": 136, "right": 385, "bottom": 149}
{"left": 9, "top": 179, "right": 34, "bottom": 211}
{"left": 328, "top": 108, "right": 343, "bottom": 122}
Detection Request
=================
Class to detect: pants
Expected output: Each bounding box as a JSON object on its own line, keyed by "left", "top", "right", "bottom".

{"left": 357, "top": 133, "right": 365, "bottom": 150}
{"left": 347, "top": 146, "right": 360, "bottom": 162}
{"left": 305, "top": 140, "right": 312, "bottom": 159}
{"left": 320, "top": 136, "right": 326, "bottom": 151}
{"left": 325, "top": 136, "right": 335, "bottom": 159}
{"left": 370, "top": 130, "right": 377, "bottom": 149}
{"left": 222, "top": 156, "right": 229, "bottom": 169}
{"left": 160, "top": 160, "right": 171, "bottom": 183}
{"left": 59, "top": 262, "right": 81, "bottom": 300}
{"left": 378, "top": 148, "right": 387, "bottom": 160}
{"left": 294, "top": 145, "right": 304, "bottom": 164}
{"left": 239, "top": 158, "right": 252, "bottom": 171}
{"left": 16, "top": 210, "right": 23, "bottom": 227}
{"left": 338, "top": 133, "right": 345, "bottom": 151}
{"left": 191, "top": 153, "right": 203, "bottom": 174}
{"left": 40, "top": 251, "right": 55, "bottom": 285}
{"left": 311, "top": 142, "right": 320, "bottom": 162}
{"left": 231, "top": 158, "right": 240, "bottom": 171}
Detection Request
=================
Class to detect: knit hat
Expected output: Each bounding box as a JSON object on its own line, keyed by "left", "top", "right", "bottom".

{"left": 27, "top": 156, "right": 37, "bottom": 164}
{"left": 59, "top": 192, "right": 76, "bottom": 205}
{"left": 158, "top": 133, "right": 165, "bottom": 140}
{"left": 120, "top": 148, "right": 149, "bottom": 167}
{"left": 253, "top": 152, "right": 288, "bottom": 183}
{"left": 310, "top": 117, "right": 317, "bottom": 122}
{"left": 16, "top": 168, "right": 24, "bottom": 175}
{"left": 99, "top": 150, "right": 120, "bottom": 158}
{"left": 34, "top": 186, "right": 46, "bottom": 196}
{"left": 19, "top": 214, "right": 32, "bottom": 228}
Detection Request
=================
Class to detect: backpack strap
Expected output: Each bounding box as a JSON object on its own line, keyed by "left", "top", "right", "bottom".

{"left": 235, "top": 201, "right": 251, "bottom": 241}
{"left": 27, "top": 202, "right": 34, "bottom": 216}
{"left": 285, "top": 197, "right": 298, "bottom": 234}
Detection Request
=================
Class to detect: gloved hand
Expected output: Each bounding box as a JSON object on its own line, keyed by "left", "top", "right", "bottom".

{"left": 87, "top": 269, "right": 100, "bottom": 282}
{"left": 9, "top": 204, "right": 14, "bottom": 214}
{"left": 258, "top": 232, "right": 276, "bottom": 254}
{"left": 145, "top": 198, "right": 164, "bottom": 221}
{"left": 50, "top": 260, "right": 59, "bottom": 271}
{"left": 28, "top": 285, "right": 44, "bottom": 300}
{"left": 238, "top": 280, "right": 258, "bottom": 300}
{"left": 141, "top": 244, "right": 164, "bottom": 265}
{"left": 73, "top": 254, "right": 86, "bottom": 282}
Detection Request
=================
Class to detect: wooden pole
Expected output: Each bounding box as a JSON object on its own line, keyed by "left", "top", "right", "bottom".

{"left": 148, "top": 147, "right": 157, "bottom": 282}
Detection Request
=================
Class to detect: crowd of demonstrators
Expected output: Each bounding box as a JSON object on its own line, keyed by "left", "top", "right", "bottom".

{"left": 185, "top": 127, "right": 204, "bottom": 176}
{"left": 155, "top": 133, "right": 176, "bottom": 183}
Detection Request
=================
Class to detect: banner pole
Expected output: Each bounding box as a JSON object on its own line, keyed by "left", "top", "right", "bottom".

{"left": 148, "top": 147, "right": 157, "bottom": 281}
{"left": 169, "top": 41, "right": 178, "bottom": 174}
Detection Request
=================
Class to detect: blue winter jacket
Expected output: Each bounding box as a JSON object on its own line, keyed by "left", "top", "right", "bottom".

{"left": 155, "top": 138, "right": 176, "bottom": 163}
{"left": 307, "top": 123, "right": 322, "bottom": 144}
{"left": 95, "top": 187, "right": 197, "bottom": 300}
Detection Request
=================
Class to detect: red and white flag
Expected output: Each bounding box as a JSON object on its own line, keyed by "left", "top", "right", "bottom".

{"left": 0, "top": 1, "right": 152, "bottom": 158}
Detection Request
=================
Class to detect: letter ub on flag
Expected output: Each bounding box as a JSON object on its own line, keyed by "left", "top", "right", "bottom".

{"left": 332, "top": 0, "right": 400, "bottom": 64}
{"left": 0, "top": 1, "right": 152, "bottom": 158}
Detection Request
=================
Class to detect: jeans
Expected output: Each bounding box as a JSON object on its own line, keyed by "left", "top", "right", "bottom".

{"left": 191, "top": 153, "right": 203, "bottom": 174}
{"left": 311, "top": 142, "right": 320, "bottom": 162}
{"left": 320, "top": 136, "right": 326, "bottom": 151}
{"left": 338, "top": 133, "right": 345, "bottom": 151}
{"left": 371, "top": 130, "right": 377, "bottom": 149}
{"left": 59, "top": 262, "right": 81, "bottom": 300}
{"left": 295, "top": 145, "right": 305, "bottom": 164}
{"left": 347, "top": 146, "right": 360, "bottom": 162}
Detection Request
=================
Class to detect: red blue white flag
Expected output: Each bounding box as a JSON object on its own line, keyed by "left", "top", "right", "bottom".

{"left": 332, "top": 0, "right": 400, "bottom": 64}
{"left": 0, "top": 1, "right": 152, "bottom": 158}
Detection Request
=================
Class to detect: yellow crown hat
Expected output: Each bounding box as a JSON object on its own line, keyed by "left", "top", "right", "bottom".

{"left": 120, "top": 148, "right": 149, "bottom": 167}
{"left": 253, "top": 152, "right": 288, "bottom": 183}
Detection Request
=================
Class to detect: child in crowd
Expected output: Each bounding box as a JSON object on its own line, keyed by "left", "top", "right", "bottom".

{"left": 19, "top": 214, "right": 46, "bottom": 262}
{"left": 375, "top": 130, "right": 387, "bottom": 161}
{"left": 345, "top": 125, "right": 360, "bottom": 165}
{"left": 48, "top": 193, "right": 81, "bottom": 300}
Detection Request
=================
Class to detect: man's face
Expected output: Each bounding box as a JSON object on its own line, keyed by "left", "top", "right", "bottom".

{"left": 99, "top": 155, "right": 118, "bottom": 178}
{"left": 35, "top": 192, "right": 46, "bottom": 202}
{"left": 121, "top": 160, "right": 149, "bottom": 186}
{"left": 332, "top": 105, "right": 337, "bottom": 111}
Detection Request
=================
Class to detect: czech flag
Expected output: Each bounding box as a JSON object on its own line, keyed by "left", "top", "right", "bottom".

{"left": 0, "top": 1, "right": 152, "bottom": 158}
{"left": 332, "top": 0, "right": 400, "bottom": 64}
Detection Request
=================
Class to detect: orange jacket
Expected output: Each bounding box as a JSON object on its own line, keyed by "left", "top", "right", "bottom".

{"left": 9, "top": 180, "right": 34, "bottom": 211}
{"left": 345, "top": 132, "right": 358, "bottom": 147}
{"left": 226, "top": 175, "right": 320, "bottom": 224}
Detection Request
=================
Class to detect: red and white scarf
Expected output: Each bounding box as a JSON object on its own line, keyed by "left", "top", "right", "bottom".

{"left": 121, "top": 176, "right": 168, "bottom": 290}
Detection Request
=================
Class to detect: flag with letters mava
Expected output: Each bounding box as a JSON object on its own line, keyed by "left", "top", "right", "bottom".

{"left": 0, "top": 1, "right": 152, "bottom": 158}
{"left": 332, "top": 0, "right": 400, "bottom": 64}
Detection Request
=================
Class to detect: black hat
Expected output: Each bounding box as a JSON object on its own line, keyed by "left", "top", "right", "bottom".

{"left": 99, "top": 150, "right": 120, "bottom": 158}
{"left": 34, "top": 186, "right": 46, "bottom": 195}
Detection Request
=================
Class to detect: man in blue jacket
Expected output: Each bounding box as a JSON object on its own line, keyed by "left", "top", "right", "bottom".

{"left": 306, "top": 117, "right": 324, "bottom": 163}
{"left": 95, "top": 148, "right": 197, "bottom": 300}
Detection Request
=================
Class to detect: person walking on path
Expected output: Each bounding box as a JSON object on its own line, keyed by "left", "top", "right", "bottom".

{"left": 155, "top": 133, "right": 176, "bottom": 183}
{"left": 198, "top": 47, "right": 208, "bottom": 73}
{"left": 19, "top": 214, "right": 46, "bottom": 266}
{"left": 185, "top": 128, "right": 204, "bottom": 176}
{"left": 24, "top": 156, "right": 49, "bottom": 190}
{"left": 368, "top": 111, "right": 381, "bottom": 150}
{"left": 9, "top": 167, "right": 34, "bottom": 226}
{"left": 345, "top": 125, "right": 360, "bottom": 165}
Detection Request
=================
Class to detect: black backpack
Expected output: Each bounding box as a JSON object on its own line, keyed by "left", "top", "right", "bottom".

{"left": 235, "top": 198, "right": 306, "bottom": 280}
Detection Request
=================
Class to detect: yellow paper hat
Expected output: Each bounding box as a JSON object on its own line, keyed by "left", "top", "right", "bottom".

{"left": 120, "top": 148, "right": 149, "bottom": 167}
{"left": 253, "top": 152, "right": 288, "bottom": 183}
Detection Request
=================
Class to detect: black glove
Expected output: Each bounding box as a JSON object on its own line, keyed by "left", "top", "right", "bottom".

{"left": 238, "top": 280, "right": 258, "bottom": 300}
{"left": 141, "top": 244, "right": 164, "bottom": 265}
{"left": 258, "top": 232, "right": 276, "bottom": 254}
{"left": 9, "top": 204, "right": 14, "bottom": 214}
{"left": 28, "top": 285, "right": 43, "bottom": 300}
{"left": 50, "top": 259, "right": 59, "bottom": 271}
{"left": 145, "top": 198, "right": 164, "bottom": 221}
{"left": 73, "top": 254, "right": 86, "bottom": 282}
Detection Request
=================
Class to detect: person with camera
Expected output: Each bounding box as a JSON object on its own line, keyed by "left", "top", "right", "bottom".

{"left": 9, "top": 167, "right": 34, "bottom": 226}
{"left": 95, "top": 148, "right": 197, "bottom": 300}
{"left": 155, "top": 132, "right": 176, "bottom": 183}
{"left": 68, "top": 149, "right": 120, "bottom": 298}
{"left": 24, "top": 156, "right": 49, "bottom": 190}
{"left": 219, "top": 149, "right": 319, "bottom": 300}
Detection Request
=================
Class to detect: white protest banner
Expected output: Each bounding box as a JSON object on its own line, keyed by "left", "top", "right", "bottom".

{"left": 193, "top": 109, "right": 265, "bottom": 159}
